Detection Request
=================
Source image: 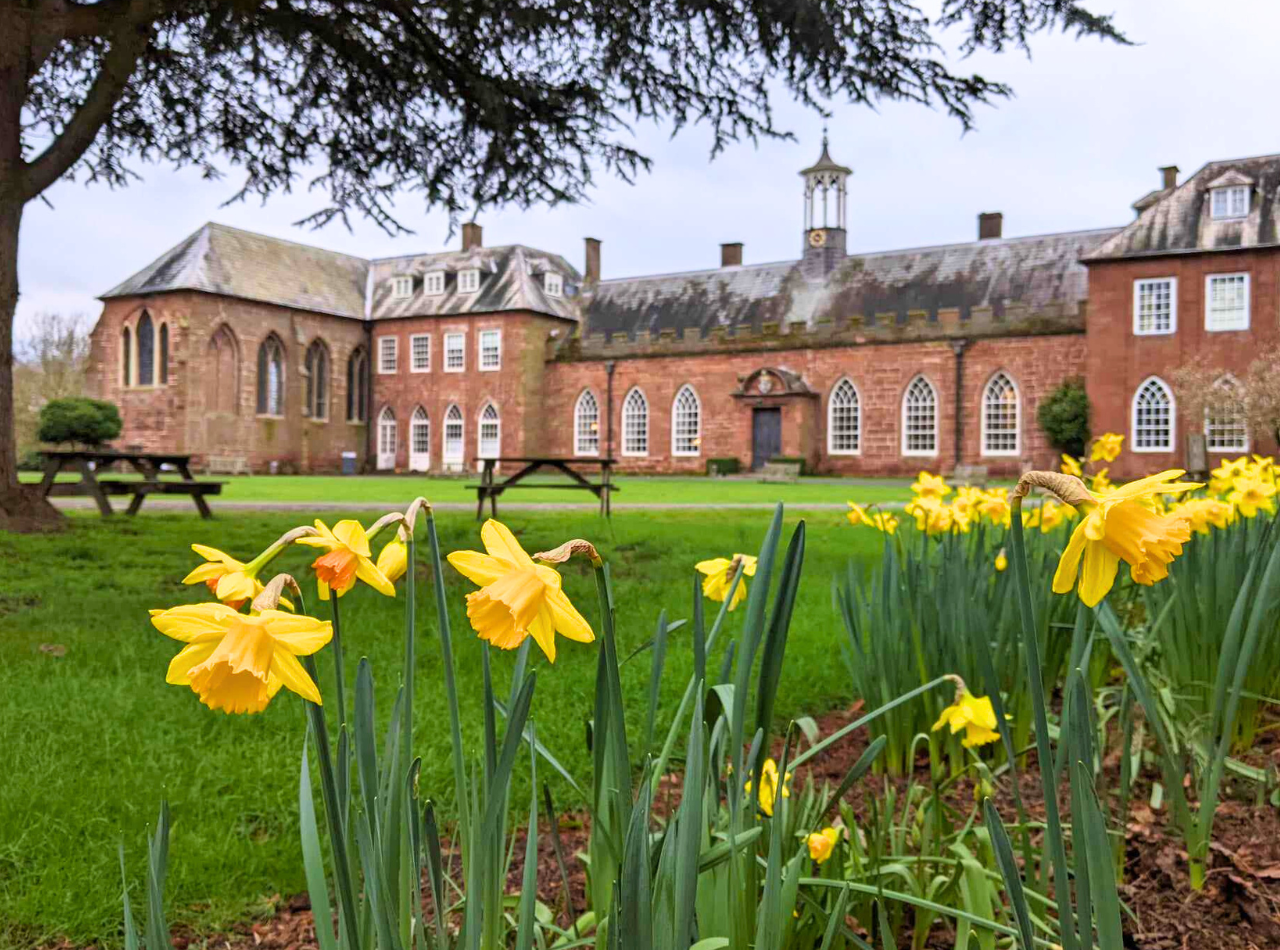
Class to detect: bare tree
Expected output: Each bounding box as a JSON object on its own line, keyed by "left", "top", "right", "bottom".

{"left": 13, "top": 312, "right": 90, "bottom": 465}
{"left": 1170, "top": 344, "right": 1280, "bottom": 448}
{"left": 0, "top": 0, "right": 1128, "bottom": 527}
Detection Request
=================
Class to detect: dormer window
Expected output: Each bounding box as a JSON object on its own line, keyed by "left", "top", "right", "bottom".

{"left": 458, "top": 269, "right": 480, "bottom": 294}
{"left": 392, "top": 276, "right": 414, "bottom": 298}
{"left": 425, "top": 271, "right": 445, "bottom": 296}
{"left": 544, "top": 272, "right": 563, "bottom": 297}
{"left": 1212, "top": 185, "right": 1250, "bottom": 219}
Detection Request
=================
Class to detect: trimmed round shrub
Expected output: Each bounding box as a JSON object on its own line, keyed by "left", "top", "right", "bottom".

{"left": 1037, "top": 377, "right": 1091, "bottom": 458}
{"left": 37, "top": 397, "right": 123, "bottom": 447}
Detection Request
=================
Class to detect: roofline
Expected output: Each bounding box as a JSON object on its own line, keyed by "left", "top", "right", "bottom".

{"left": 1083, "top": 241, "right": 1280, "bottom": 264}
{"left": 202, "top": 221, "right": 371, "bottom": 266}
{"left": 369, "top": 306, "right": 580, "bottom": 323}
{"left": 596, "top": 224, "right": 1124, "bottom": 286}
{"left": 96, "top": 286, "right": 366, "bottom": 321}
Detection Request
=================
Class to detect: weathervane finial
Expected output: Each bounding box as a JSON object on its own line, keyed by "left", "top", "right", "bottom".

{"left": 822, "top": 122, "right": 829, "bottom": 148}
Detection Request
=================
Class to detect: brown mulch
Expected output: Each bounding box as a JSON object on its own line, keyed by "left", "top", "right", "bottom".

{"left": 42, "top": 706, "right": 1280, "bottom": 950}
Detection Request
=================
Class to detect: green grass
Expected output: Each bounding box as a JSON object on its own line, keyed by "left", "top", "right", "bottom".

{"left": 0, "top": 505, "right": 880, "bottom": 947}
{"left": 21, "top": 471, "right": 919, "bottom": 506}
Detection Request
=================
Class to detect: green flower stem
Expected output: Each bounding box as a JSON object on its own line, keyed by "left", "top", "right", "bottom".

{"left": 1009, "top": 496, "right": 1077, "bottom": 950}
{"left": 329, "top": 592, "right": 347, "bottom": 732}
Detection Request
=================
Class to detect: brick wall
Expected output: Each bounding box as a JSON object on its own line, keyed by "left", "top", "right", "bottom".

{"left": 368, "top": 311, "right": 574, "bottom": 472}
{"left": 542, "top": 334, "right": 1086, "bottom": 476}
{"left": 89, "top": 292, "right": 368, "bottom": 472}
{"left": 1085, "top": 248, "right": 1280, "bottom": 479}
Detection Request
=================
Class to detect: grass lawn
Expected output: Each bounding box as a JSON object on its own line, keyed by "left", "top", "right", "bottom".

{"left": 0, "top": 504, "right": 881, "bottom": 947}
{"left": 20, "top": 471, "right": 921, "bottom": 507}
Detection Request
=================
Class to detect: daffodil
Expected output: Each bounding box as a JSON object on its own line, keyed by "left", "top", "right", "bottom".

{"left": 994, "top": 550, "right": 1008, "bottom": 572}
{"left": 447, "top": 520, "right": 594, "bottom": 662}
{"left": 151, "top": 603, "right": 332, "bottom": 714}
{"left": 295, "top": 520, "right": 396, "bottom": 600}
{"left": 744, "top": 757, "right": 791, "bottom": 816}
{"left": 377, "top": 535, "right": 409, "bottom": 583}
{"left": 1211, "top": 456, "right": 1250, "bottom": 495}
{"left": 695, "top": 554, "right": 758, "bottom": 611}
{"left": 1052, "top": 470, "right": 1201, "bottom": 607}
{"left": 1175, "top": 498, "right": 1234, "bottom": 535}
{"left": 846, "top": 502, "right": 872, "bottom": 527}
{"left": 1090, "top": 468, "right": 1112, "bottom": 493}
{"left": 806, "top": 826, "right": 841, "bottom": 864}
{"left": 182, "top": 545, "right": 263, "bottom": 609}
{"left": 933, "top": 689, "right": 1001, "bottom": 749}
{"left": 911, "top": 471, "right": 951, "bottom": 500}
{"left": 1229, "top": 475, "right": 1277, "bottom": 518}
{"left": 872, "top": 512, "right": 899, "bottom": 535}
{"left": 979, "top": 490, "right": 1011, "bottom": 527}
{"left": 1060, "top": 454, "right": 1083, "bottom": 478}
{"left": 1090, "top": 433, "right": 1124, "bottom": 463}
{"left": 1038, "top": 500, "right": 1071, "bottom": 532}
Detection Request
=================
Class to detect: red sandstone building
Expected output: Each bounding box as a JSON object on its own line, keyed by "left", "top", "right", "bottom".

{"left": 88, "top": 145, "right": 1280, "bottom": 479}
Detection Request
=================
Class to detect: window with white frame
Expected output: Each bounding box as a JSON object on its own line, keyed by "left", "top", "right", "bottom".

{"left": 981, "top": 372, "right": 1020, "bottom": 456}
{"left": 544, "top": 272, "right": 563, "bottom": 297}
{"left": 444, "top": 332, "right": 465, "bottom": 372}
{"left": 1205, "top": 273, "right": 1250, "bottom": 331}
{"left": 827, "top": 378, "right": 861, "bottom": 455}
{"left": 443, "top": 404, "right": 464, "bottom": 467}
{"left": 458, "top": 269, "right": 480, "bottom": 293}
{"left": 1205, "top": 376, "right": 1249, "bottom": 452}
{"left": 1132, "top": 376, "right": 1175, "bottom": 451}
{"left": 575, "top": 390, "right": 600, "bottom": 456}
{"left": 901, "top": 375, "right": 938, "bottom": 456}
{"left": 392, "top": 276, "right": 414, "bottom": 298}
{"left": 409, "top": 406, "right": 430, "bottom": 470}
{"left": 672, "top": 385, "right": 701, "bottom": 456}
{"left": 622, "top": 387, "right": 649, "bottom": 456}
{"left": 378, "top": 336, "right": 398, "bottom": 374}
{"left": 425, "top": 271, "right": 445, "bottom": 295}
{"left": 1211, "top": 185, "right": 1250, "bottom": 219}
{"left": 410, "top": 334, "right": 431, "bottom": 372}
{"left": 478, "top": 403, "right": 500, "bottom": 458}
{"left": 479, "top": 329, "right": 501, "bottom": 370}
{"left": 1133, "top": 278, "right": 1176, "bottom": 335}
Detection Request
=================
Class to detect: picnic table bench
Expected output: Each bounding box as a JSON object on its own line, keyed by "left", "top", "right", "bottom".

{"left": 467, "top": 457, "right": 618, "bottom": 519}
{"left": 38, "top": 450, "right": 224, "bottom": 519}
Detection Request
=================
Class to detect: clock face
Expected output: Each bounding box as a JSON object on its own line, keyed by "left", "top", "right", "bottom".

{"left": 808, "top": 229, "right": 827, "bottom": 248}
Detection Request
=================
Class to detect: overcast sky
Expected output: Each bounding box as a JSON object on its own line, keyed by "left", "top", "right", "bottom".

{"left": 14, "top": 0, "right": 1280, "bottom": 339}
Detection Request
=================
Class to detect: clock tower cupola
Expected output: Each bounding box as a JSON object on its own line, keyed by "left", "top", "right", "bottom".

{"left": 799, "top": 132, "right": 851, "bottom": 279}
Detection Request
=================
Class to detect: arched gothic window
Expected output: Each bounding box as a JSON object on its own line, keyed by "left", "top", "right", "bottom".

{"left": 901, "top": 375, "right": 938, "bottom": 456}
{"left": 622, "top": 387, "right": 649, "bottom": 456}
{"left": 409, "top": 406, "right": 431, "bottom": 471}
{"left": 981, "top": 372, "right": 1020, "bottom": 456}
{"left": 443, "top": 404, "right": 464, "bottom": 469}
{"left": 478, "top": 402, "right": 501, "bottom": 458}
{"left": 304, "top": 339, "right": 330, "bottom": 420}
{"left": 207, "top": 325, "right": 239, "bottom": 414}
{"left": 575, "top": 390, "right": 600, "bottom": 456}
{"left": 671, "top": 385, "right": 701, "bottom": 456}
{"left": 347, "top": 346, "right": 368, "bottom": 423}
{"left": 158, "top": 323, "right": 170, "bottom": 384}
{"left": 121, "top": 326, "right": 132, "bottom": 387}
{"left": 136, "top": 311, "right": 155, "bottom": 386}
{"left": 257, "top": 334, "right": 285, "bottom": 415}
{"left": 827, "top": 378, "right": 861, "bottom": 455}
{"left": 1132, "top": 376, "right": 1175, "bottom": 452}
{"left": 377, "top": 406, "right": 397, "bottom": 469}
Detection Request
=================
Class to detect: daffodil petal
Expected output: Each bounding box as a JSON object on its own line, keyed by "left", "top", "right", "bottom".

{"left": 1052, "top": 522, "right": 1089, "bottom": 595}
{"left": 332, "top": 520, "right": 372, "bottom": 557}
{"left": 215, "top": 572, "right": 256, "bottom": 603}
{"left": 182, "top": 562, "right": 226, "bottom": 585}
{"left": 191, "top": 544, "right": 239, "bottom": 566}
{"left": 545, "top": 585, "right": 595, "bottom": 643}
{"left": 529, "top": 602, "right": 557, "bottom": 663}
{"left": 262, "top": 613, "right": 333, "bottom": 655}
{"left": 480, "top": 520, "right": 535, "bottom": 568}
{"left": 270, "top": 648, "right": 323, "bottom": 704}
{"left": 695, "top": 558, "right": 731, "bottom": 576}
{"left": 1079, "top": 538, "right": 1120, "bottom": 607}
{"left": 166, "top": 640, "right": 218, "bottom": 684}
{"left": 354, "top": 556, "right": 395, "bottom": 597}
{"left": 151, "top": 603, "right": 239, "bottom": 642}
{"left": 448, "top": 550, "right": 514, "bottom": 587}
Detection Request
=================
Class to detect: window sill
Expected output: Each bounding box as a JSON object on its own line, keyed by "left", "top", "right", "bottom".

{"left": 828, "top": 448, "right": 862, "bottom": 457}
{"left": 902, "top": 449, "right": 938, "bottom": 458}
{"left": 479, "top": 365, "right": 501, "bottom": 372}
{"left": 1205, "top": 324, "right": 1250, "bottom": 333}
{"left": 410, "top": 367, "right": 431, "bottom": 374}
{"left": 444, "top": 368, "right": 465, "bottom": 374}
{"left": 980, "top": 449, "right": 1020, "bottom": 458}
{"left": 1130, "top": 445, "right": 1173, "bottom": 453}
{"left": 1132, "top": 328, "right": 1176, "bottom": 337}
{"left": 257, "top": 413, "right": 286, "bottom": 420}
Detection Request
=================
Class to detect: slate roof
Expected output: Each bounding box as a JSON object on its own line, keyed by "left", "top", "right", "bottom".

{"left": 100, "top": 223, "right": 369, "bottom": 319}
{"left": 1087, "top": 154, "right": 1280, "bottom": 260}
{"left": 367, "top": 245, "right": 581, "bottom": 321}
{"left": 583, "top": 226, "right": 1120, "bottom": 339}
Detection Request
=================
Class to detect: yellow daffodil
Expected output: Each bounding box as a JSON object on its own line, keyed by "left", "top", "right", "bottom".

{"left": 1229, "top": 475, "right": 1277, "bottom": 518}
{"left": 376, "top": 535, "right": 409, "bottom": 583}
{"left": 744, "top": 757, "right": 792, "bottom": 816}
{"left": 447, "top": 520, "right": 594, "bottom": 663}
{"left": 1211, "top": 456, "right": 1250, "bottom": 495}
{"left": 933, "top": 689, "right": 1001, "bottom": 749}
{"left": 1060, "top": 454, "right": 1083, "bottom": 477}
{"left": 911, "top": 471, "right": 951, "bottom": 500}
{"left": 1090, "top": 468, "right": 1112, "bottom": 493}
{"left": 182, "top": 544, "right": 262, "bottom": 609}
{"left": 954, "top": 485, "right": 985, "bottom": 514}
{"left": 1176, "top": 498, "right": 1234, "bottom": 535}
{"left": 846, "top": 502, "right": 872, "bottom": 527}
{"left": 873, "top": 512, "right": 899, "bottom": 535}
{"left": 995, "top": 550, "right": 1008, "bottom": 572}
{"left": 979, "top": 491, "right": 1011, "bottom": 527}
{"left": 151, "top": 603, "right": 332, "bottom": 714}
{"left": 807, "top": 826, "right": 841, "bottom": 864}
{"left": 1052, "top": 470, "right": 1201, "bottom": 607}
{"left": 695, "top": 554, "right": 758, "bottom": 611}
{"left": 1038, "top": 500, "right": 1071, "bottom": 532}
{"left": 295, "top": 520, "right": 396, "bottom": 601}
{"left": 950, "top": 504, "right": 974, "bottom": 534}
{"left": 1090, "top": 433, "right": 1124, "bottom": 463}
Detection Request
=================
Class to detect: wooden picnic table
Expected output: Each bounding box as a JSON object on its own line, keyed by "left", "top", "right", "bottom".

{"left": 468, "top": 457, "right": 618, "bottom": 519}
{"left": 38, "top": 449, "right": 224, "bottom": 519}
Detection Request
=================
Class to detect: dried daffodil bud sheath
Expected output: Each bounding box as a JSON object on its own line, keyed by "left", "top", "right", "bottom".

{"left": 1013, "top": 471, "right": 1094, "bottom": 508}
{"left": 402, "top": 497, "right": 433, "bottom": 534}
{"left": 534, "top": 539, "right": 603, "bottom": 568}
{"left": 252, "top": 573, "right": 302, "bottom": 613}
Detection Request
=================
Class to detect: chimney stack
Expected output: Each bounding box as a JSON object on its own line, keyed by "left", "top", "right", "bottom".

{"left": 461, "top": 222, "right": 483, "bottom": 251}
{"left": 720, "top": 242, "right": 744, "bottom": 267}
{"left": 584, "top": 237, "right": 601, "bottom": 284}
{"left": 978, "top": 212, "right": 1003, "bottom": 241}
{"left": 1160, "top": 165, "right": 1179, "bottom": 191}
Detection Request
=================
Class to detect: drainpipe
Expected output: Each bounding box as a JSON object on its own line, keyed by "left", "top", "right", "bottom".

{"left": 950, "top": 339, "right": 968, "bottom": 470}
{"left": 605, "top": 360, "right": 616, "bottom": 458}
{"left": 364, "top": 320, "right": 374, "bottom": 472}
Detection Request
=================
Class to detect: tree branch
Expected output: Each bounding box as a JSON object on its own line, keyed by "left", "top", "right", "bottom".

{"left": 19, "top": 2, "right": 156, "bottom": 200}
